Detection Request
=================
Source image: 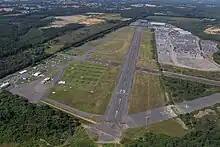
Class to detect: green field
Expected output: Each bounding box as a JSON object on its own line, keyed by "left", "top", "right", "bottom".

{"left": 136, "top": 29, "right": 158, "bottom": 70}
{"left": 162, "top": 64, "right": 220, "bottom": 81}
{"left": 122, "top": 118, "right": 188, "bottom": 143}
{"left": 65, "top": 44, "right": 90, "bottom": 56}
{"left": 88, "top": 27, "right": 135, "bottom": 63}
{"left": 128, "top": 72, "right": 165, "bottom": 113}
{"left": 163, "top": 77, "right": 220, "bottom": 103}
{"left": 49, "top": 61, "right": 120, "bottom": 114}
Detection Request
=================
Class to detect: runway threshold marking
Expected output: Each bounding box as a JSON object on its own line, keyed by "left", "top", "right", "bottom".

{"left": 40, "top": 100, "right": 97, "bottom": 124}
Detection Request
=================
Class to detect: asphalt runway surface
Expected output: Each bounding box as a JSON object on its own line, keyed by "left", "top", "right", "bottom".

{"left": 127, "top": 93, "right": 220, "bottom": 128}
{"left": 127, "top": 105, "right": 177, "bottom": 127}
{"left": 105, "top": 27, "right": 143, "bottom": 125}
{"left": 176, "top": 93, "right": 220, "bottom": 114}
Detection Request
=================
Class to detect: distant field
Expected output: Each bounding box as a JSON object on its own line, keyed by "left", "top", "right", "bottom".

{"left": 48, "top": 61, "right": 120, "bottom": 114}
{"left": 86, "top": 13, "right": 123, "bottom": 21}
{"left": 41, "top": 15, "right": 105, "bottom": 29}
{"left": 88, "top": 27, "right": 135, "bottom": 63}
{"left": 162, "top": 64, "right": 220, "bottom": 81}
{"left": 163, "top": 77, "right": 220, "bottom": 103}
{"left": 44, "top": 22, "right": 117, "bottom": 54}
{"left": 128, "top": 72, "right": 165, "bottom": 113}
{"left": 64, "top": 44, "right": 91, "bottom": 56}
{"left": 123, "top": 118, "right": 188, "bottom": 143}
{"left": 136, "top": 29, "right": 158, "bottom": 70}
{"left": 147, "top": 16, "right": 201, "bottom": 23}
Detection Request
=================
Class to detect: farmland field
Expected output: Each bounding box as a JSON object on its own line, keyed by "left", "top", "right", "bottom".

{"left": 48, "top": 61, "right": 120, "bottom": 114}
{"left": 136, "top": 29, "right": 158, "bottom": 70}
{"left": 128, "top": 72, "right": 165, "bottom": 113}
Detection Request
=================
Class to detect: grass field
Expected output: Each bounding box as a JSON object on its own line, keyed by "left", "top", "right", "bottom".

{"left": 122, "top": 118, "right": 188, "bottom": 143}
{"left": 69, "top": 127, "right": 97, "bottom": 146}
{"left": 49, "top": 61, "right": 120, "bottom": 114}
{"left": 136, "top": 29, "right": 158, "bottom": 70}
{"left": 88, "top": 27, "right": 135, "bottom": 63}
{"left": 162, "top": 64, "right": 220, "bottom": 81}
{"left": 64, "top": 45, "right": 90, "bottom": 56}
{"left": 86, "top": 13, "right": 123, "bottom": 21}
{"left": 128, "top": 72, "right": 165, "bottom": 113}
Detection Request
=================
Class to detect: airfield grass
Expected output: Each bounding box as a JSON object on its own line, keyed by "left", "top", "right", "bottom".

{"left": 49, "top": 61, "right": 120, "bottom": 114}
{"left": 88, "top": 27, "right": 135, "bottom": 63}
{"left": 65, "top": 47, "right": 89, "bottom": 56}
{"left": 122, "top": 118, "right": 188, "bottom": 143}
{"left": 137, "top": 29, "right": 158, "bottom": 70}
{"left": 128, "top": 72, "right": 165, "bottom": 114}
{"left": 162, "top": 64, "right": 220, "bottom": 81}
{"left": 98, "top": 13, "right": 122, "bottom": 21}
{"left": 45, "top": 44, "right": 64, "bottom": 54}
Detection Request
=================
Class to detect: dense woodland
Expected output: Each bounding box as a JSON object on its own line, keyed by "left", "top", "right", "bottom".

{"left": 0, "top": 91, "right": 81, "bottom": 146}
{"left": 0, "top": 10, "right": 136, "bottom": 79}
{"left": 162, "top": 77, "right": 220, "bottom": 103}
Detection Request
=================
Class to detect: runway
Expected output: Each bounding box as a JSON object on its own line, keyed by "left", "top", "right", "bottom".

{"left": 127, "top": 93, "right": 220, "bottom": 128}
{"left": 105, "top": 27, "right": 143, "bottom": 125}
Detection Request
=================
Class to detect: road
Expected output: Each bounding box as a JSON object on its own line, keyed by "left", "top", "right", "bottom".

{"left": 137, "top": 68, "right": 220, "bottom": 87}
{"left": 127, "top": 105, "right": 177, "bottom": 127}
{"left": 105, "top": 27, "right": 143, "bottom": 125}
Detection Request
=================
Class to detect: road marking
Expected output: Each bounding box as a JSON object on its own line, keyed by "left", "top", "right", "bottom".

{"left": 115, "top": 110, "right": 118, "bottom": 118}
{"left": 40, "top": 100, "right": 97, "bottom": 124}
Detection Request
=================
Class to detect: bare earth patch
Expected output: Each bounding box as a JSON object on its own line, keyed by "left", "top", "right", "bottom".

{"left": 204, "top": 26, "right": 220, "bottom": 35}
{"left": 41, "top": 15, "right": 105, "bottom": 29}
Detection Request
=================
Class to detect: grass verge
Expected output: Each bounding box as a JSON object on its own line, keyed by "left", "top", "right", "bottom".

{"left": 128, "top": 72, "right": 165, "bottom": 113}
{"left": 136, "top": 29, "right": 158, "bottom": 70}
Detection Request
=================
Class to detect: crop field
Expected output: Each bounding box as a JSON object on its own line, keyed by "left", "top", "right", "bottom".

{"left": 162, "top": 64, "right": 220, "bottom": 81}
{"left": 136, "top": 29, "right": 158, "bottom": 70}
{"left": 123, "top": 118, "right": 188, "bottom": 143}
{"left": 88, "top": 27, "right": 135, "bottom": 63}
{"left": 128, "top": 72, "right": 165, "bottom": 113}
{"left": 48, "top": 61, "right": 120, "bottom": 114}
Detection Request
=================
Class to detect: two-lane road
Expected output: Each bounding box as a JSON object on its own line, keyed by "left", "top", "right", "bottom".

{"left": 105, "top": 27, "right": 143, "bottom": 125}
